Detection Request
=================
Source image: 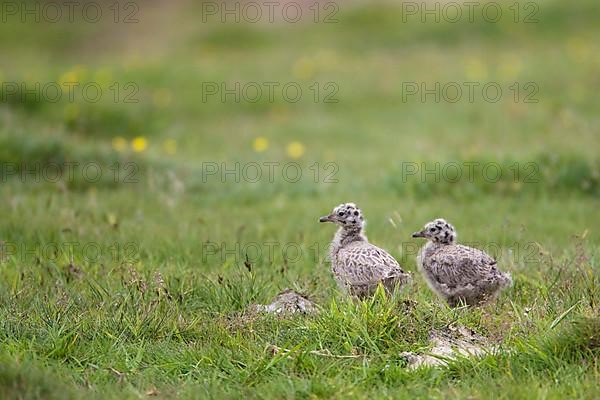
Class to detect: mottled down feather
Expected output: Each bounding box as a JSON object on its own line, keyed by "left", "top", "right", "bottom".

{"left": 333, "top": 241, "right": 406, "bottom": 286}
{"left": 424, "top": 244, "right": 499, "bottom": 288}
{"left": 419, "top": 243, "right": 511, "bottom": 306}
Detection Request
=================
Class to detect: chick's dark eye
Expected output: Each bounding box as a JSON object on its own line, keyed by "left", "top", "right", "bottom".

{"left": 430, "top": 227, "right": 436, "bottom": 232}
{"left": 353, "top": 211, "right": 359, "bottom": 216}
{"left": 338, "top": 212, "right": 344, "bottom": 216}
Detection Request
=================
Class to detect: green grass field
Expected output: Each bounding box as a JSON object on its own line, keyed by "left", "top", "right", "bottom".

{"left": 0, "top": 0, "right": 599, "bottom": 398}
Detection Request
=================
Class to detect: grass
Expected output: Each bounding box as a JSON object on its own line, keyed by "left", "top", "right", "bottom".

{"left": 0, "top": 0, "right": 599, "bottom": 398}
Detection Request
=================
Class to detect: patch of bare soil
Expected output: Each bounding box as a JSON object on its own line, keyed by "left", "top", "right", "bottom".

{"left": 401, "top": 325, "right": 492, "bottom": 369}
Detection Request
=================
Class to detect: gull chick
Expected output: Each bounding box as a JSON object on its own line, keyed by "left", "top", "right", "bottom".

{"left": 413, "top": 218, "right": 512, "bottom": 307}
{"left": 319, "top": 203, "right": 411, "bottom": 298}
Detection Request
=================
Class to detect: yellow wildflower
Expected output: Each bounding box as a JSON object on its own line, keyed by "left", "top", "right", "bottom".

{"left": 252, "top": 137, "right": 269, "bottom": 152}
{"left": 131, "top": 136, "right": 148, "bottom": 153}
{"left": 112, "top": 137, "right": 128, "bottom": 152}
{"left": 286, "top": 141, "right": 305, "bottom": 159}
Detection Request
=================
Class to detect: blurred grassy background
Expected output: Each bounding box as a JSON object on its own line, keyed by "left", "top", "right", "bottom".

{"left": 0, "top": 0, "right": 599, "bottom": 398}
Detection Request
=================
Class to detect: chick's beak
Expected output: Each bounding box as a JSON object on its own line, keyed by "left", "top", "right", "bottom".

{"left": 412, "top": 231, "right": 425, "bottom": 238}
{"left": 319, "top": 214, "right": 334, "bottom": 223}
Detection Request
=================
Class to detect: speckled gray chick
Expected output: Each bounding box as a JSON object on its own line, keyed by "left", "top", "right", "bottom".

{"left": 413, "top": 218, "right": 512, "bottom": 307}
{"left": 319, "top": 203, "right": 411, "bottom": 298}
